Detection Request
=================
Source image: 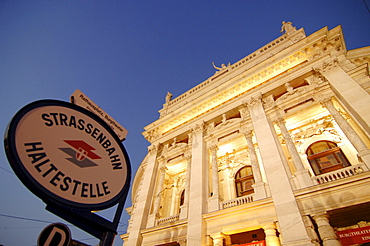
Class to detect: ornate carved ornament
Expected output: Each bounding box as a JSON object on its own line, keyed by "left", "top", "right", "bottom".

{"left": 313, "top": 58, "right": 339, "bottom": 74}
{"left": 290, "top": 116, "right": 341, "bottom": 150}
{"left": 161, "top": 138, "right": 188, "bottom": 157}
{"left": 350, "top": 56, "right": 370, "bottom": 67}
{"left": 239, "top": 121, "right": 253, "bottom": 136}
{"left": 305, "top": 36, "right": 343, "bottom": 61}
{"left": 218, "top": 149, "right": 249, "bottom": 174}
{"left": 266, "top": 75, "right": 331, "bottom": 115}
{"left": 143, "top": 127, "right": 161, "bottom": 143}
{"left": 192, "top": 121, "right": 205, "bottom": 135}
{"left": 148, "top": 143, "right": 159, "bottom": 155}
{"left": 206, "top": 114, "right": 242, "bottom": 139}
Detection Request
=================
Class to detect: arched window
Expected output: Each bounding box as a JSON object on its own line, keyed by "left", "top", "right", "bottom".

{"left": 235, "top": 166, "right": 254, "bottom": 197}
{"left": 306, "top": 140, "right": 350, "bottom": 175}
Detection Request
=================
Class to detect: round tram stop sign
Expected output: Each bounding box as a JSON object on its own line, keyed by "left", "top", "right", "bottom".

{"left": 4, "top": 99, "right": 131, "bottom": 210}
{"left": 38, "top": 223, "right": 71, "bottom": 246}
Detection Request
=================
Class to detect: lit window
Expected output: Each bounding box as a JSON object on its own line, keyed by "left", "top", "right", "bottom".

{"left": 178, "top": 189, "right": 185, "bottom": 214}
{"left": 306, "top": 140, "right": 350, "bottom": 175}
{"left": 180, "top": 190, "right": 185, "bottom": 206}
{"left": 235, "top": 166, "right": 254, "bottom": 197}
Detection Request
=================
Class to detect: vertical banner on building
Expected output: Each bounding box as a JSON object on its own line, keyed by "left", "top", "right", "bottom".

{"left": 336, "top": 226, "right": 370, "bottom": 246}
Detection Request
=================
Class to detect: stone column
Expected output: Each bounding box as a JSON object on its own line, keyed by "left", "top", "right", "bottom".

{"left": 153, "top": 162, "right": 167, "bottom": 215}
{"left": 313, "top": 214, "right": 341, "bottom": 246}
{"left": 126, "top": 144, "right": 160, "bottom": 246}
{"left": 241, "top": 126, "right": 267, "bottom": 200}
{"left": 147, "top": 157, "right": 167, "bottom": 227}
{"left": 302, "top": 215, "right": 320, "bottom": 246}
{"left": 247, "top": 95, "right": 313, "bottom": 246}
{"left": 180, "top": 147, "right": 191, "bottom": 219}
{"left": 315, "top": 58, "right": 370, "bottom": 133}
{"left": 211, "top": 233, "right": 225, "bottom": 246}
{"left": 209, "top": 143, "right": 221, "bottom": 212}
{"left": 263, "top": 223, "right": 281, "bottom": 246}
{"left": 320, "top": 97, "right": 370, "bottom": 170}
{"left": 187, "top": 122, "right": 207, "bottom": 245}
{"left": 170, "top": 177, "right": 179, "bottom": 215}
{"left": 274, "top": 115, "right": 313, "bottom": 188}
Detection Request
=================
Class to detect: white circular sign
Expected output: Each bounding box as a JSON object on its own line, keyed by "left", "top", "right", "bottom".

{"left": 5, "top": 100, "right": 131, "bottom": 210}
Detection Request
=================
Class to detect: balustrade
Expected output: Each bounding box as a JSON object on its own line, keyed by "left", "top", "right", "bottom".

{"left": 157, "top": 214, "right": 180, "bottom": 225}
{"left": 221, "top": 194, "right": 254, "bottom": 209}
{"left": 311, "top": 163, "right": 368, "bottom": 184}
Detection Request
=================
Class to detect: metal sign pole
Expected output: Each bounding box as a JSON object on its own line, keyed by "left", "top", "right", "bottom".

{"left": 99, "top": 188, "right": 128, "bottom": 246}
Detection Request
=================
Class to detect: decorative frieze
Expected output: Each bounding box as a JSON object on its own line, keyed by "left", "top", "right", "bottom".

{"left": 291, "top": 116, "right": 341, "bottom": 153}
{"left": 146, "top": 51, "right": 308, "bottom": 137}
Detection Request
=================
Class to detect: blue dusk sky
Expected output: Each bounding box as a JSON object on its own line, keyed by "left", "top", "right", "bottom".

{"left": 1, "top": 1, "right": 369, "bottom": 245}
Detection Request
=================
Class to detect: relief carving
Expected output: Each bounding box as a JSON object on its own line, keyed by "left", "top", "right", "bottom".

{"left": 239, "top": 107, "right": 250, "bottom": 121}
{"left": 306, "top": 37, "right": 342, "bottom": 61}
{"left": 218, "top": 149, "right": 249, "bottom": 177}
{"left": 313, "top": 58, "right": 339, "bottom": 74}
{"left": 144, "top": 128, "right": 161, "bottom": 142}
{"left": 291, "top": 116, "right": 341, "bottom": 152}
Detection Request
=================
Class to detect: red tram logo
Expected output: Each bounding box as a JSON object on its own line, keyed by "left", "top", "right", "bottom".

{"left": 60, "top": 140, "right": 101, "bottom": 168}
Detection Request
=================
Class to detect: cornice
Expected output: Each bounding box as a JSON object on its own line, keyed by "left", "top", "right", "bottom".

{"left": 144, "top": 51, "right": 308, "bottom": 139}
{"left": 143, "top": 25, "right": 347, "bottom": 143}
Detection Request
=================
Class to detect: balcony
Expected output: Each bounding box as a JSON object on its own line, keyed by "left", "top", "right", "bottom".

{"left": 311, "top": 163, "right": 369, "bottom": 184}
{"left": 221, "top": 194, "right": 254, "bottom": 209}
{"left": 157, "top": 214, "right": 180, "bottom": 225}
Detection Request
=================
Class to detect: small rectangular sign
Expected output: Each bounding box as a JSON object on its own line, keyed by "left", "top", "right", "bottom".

{"left": 237, "top": 240, "right": 265, "bottom": 246}
{"left": 336, "top": 226, "right": 370, "bottom": 246}
{"left": 71, "top": 89, "right": 128, "bottom": 141}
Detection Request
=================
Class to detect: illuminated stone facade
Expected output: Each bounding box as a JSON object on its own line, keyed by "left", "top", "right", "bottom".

{"left": 121, "top": 23, "right": 370, "bottom": 246}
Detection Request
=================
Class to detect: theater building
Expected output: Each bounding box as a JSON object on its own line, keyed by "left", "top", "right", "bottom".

{"left": 121, "top": 22, "right": 370, "bottom": 246}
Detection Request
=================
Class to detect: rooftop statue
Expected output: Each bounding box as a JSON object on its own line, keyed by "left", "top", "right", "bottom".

{"left": 165, "top": 91, "right": 173, "bottom": 103}
{"left": 280, "top": 21, "right": 296, "bottom": 35}
{"left": 212, "top": 62, "right": 230, "bottom": 71}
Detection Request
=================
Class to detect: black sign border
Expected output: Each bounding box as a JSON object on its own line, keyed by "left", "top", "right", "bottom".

{"left": 4, "top": 99, "right": 131, "bottom": 210}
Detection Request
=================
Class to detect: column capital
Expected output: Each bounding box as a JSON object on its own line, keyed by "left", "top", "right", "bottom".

{"left": 262, "top": 222, "right": 277, "bottom": 231}
{"left": 269, "top": 105, "right": 286, "bottom": 124}
{"left": 190, "top": 121, "right": 206, "bottom": 136}
{"left": 272, "top": 114, "right": 285, "bottom": 125}
{"left": 312, "top": 213, "right": 329, "bottom": 223}
{"left": 211, "top": 232, "right": 226, "bottom": 242}
{"left": 317, "top": 95, "right": 334, "bottom": 108}
{"left": 239, "top": 121, "right": 253, "bottom": 136}
{"left": 245, "top": 94, "right": 263, "bottom": 109}
{"left": 209, "top": 144, "right": 219, "bottom": 153}
{"left": 207, "top": 135, "right": 218, "bottom": 148}
{"left": 313, "top": 58, "right": 339, "bottom": 74}
{"left": 159, "top": 165, "right": 168, "bottom": 173}
{"left": 239, "top": 106, "right": 250, "bottom": 121}
{"left": 148, "top": 143, "right": 159, "bottom": 155}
